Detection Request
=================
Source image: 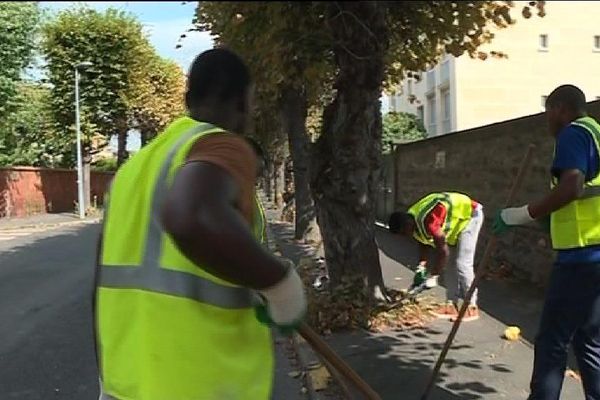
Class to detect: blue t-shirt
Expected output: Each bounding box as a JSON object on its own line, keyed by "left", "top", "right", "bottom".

{"left": 551, "top": 123, "right": 600, "bottom": 264}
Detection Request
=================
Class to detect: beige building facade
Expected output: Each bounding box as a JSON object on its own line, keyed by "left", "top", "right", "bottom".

{"left": 388, "top": 1, "right": 600, "bottom": 137}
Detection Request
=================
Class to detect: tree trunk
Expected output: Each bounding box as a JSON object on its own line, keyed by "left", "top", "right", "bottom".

{"left": 310, "top": 2, "right": 389, "bottom": 301}
{"left": 273, "top": 158, "right": 284, "bottom": 209}
{"left": 116, "top": 122, "right": 129, "bottom": 167}
{"left": 280, "top": 88, "right": 320, "bottom": 242}
{"left": 265, "top": 160, "right": 273, "bottom": 202}
{"left": 140, "top": 129, "right": 149, "bottom": 148}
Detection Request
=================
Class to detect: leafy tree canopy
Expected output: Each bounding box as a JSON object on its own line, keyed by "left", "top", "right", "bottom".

{"left": 382, "top": 111, "right": 427, "bottom": 153}
{"left": 0, "top": 2, "right": 41, "bottom": 119}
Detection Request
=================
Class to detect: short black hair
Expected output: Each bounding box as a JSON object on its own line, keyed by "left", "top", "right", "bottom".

{"left": 388, "top": 211, "right": 414, "bottom": 234}
{"left": 545, "top": 84, "right": 587, "bottom": 113}
{"left": 186, "top": 48, "right": 251, "bottom": 109}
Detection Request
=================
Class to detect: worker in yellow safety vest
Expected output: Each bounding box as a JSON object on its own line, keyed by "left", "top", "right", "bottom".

{"left": 94, "top": 48, "right": 306, "bottom": 400}
{"left": 495, "top": 85, "right": 600, "bottom": 399}
{"left": 388, "top": 192, "right": 484, "bottom": 322}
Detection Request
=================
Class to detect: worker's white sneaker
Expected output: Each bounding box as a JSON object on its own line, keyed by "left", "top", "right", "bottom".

{"left": 424, "top": 275, "right": 439, "bottom": 289}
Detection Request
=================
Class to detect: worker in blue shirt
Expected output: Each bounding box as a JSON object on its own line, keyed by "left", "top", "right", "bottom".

{"left": 495, "top": 84, "right": 600, "bottom": 399}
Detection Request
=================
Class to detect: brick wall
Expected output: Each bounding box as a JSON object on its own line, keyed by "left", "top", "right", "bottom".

{"left": 391, "top": 101, "right": 600, "bottom": 285}
{"left": 0, "top": 167, "right": 113, "bottom": 218}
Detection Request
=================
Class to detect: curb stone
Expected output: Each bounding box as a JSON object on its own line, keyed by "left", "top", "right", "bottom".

{"left": 0, "top": 217, "right": 100, "bottom": 232}
{"left": 292, "top": 333, "right": 350, "bottom": 400}
{"left": 266, "top": 214, "right": 346, "bottom": 399}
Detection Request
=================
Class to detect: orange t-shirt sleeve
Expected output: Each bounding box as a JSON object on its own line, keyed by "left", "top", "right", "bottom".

{"left": 185, "top": 133, "right": 258, "bottom": 223}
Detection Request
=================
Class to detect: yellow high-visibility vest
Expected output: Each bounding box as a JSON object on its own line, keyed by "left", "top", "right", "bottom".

{"left": 551, "top": 116, "right": 600, "bottom": 250}
{"left": 408, "top": 192, "right": 474, "bottom": 246}
{"left": 96, "top": 116, "right": 272, "bottom": 400}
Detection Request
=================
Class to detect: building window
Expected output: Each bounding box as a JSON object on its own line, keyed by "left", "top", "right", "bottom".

{"left": 539, "top": 34, "right": 548, "bottom": 51}
{"left": 407, "top": 80, "right": 413, "bottom": 96}
{"left": 417, "top": 105, "right": 424, "bottom": 122}
{"left": 441, "top": 89, "right": 451, "bottom": 133}
{"left": 426, "top": 69, "right": 436, "bottom": 92}
{"left": 595, "top": 35, "right": 600, "bottom": 51}
{"left": 427, "top": 95, "right": 436, "bottom": 135}
{"left": 440, "top": 61, "right": 450, "bottom": 84}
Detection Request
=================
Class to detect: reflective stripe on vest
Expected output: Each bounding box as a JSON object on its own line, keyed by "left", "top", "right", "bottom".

{"left": 550, "top": 116, "right": 600, "bottom": 249}
{"left": 98, "top": 123, "right": 256, "bottom": 309}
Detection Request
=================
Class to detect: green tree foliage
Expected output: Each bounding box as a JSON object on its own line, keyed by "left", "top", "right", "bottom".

{"left": 196, "top": 1, "right": 545, "bottom": 298}
{"left": 129, "top": 50, "right": 186, "bottom": 146}
{"left": 382, "top": 112, "right": 427, "bottom": 153}
{"left": 0, "top": 2, "right": 41, "bottom": 119}
{"left": 92, "top": 156, "right": 118, "bottom": 172}
{"left": 0, "top": 82, "right": 61, "bottom": 167}
{"left": 41, "top": 6, "right": 148, "bottom": 166}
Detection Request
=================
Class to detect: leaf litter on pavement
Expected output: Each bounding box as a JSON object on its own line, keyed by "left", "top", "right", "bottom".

{"left": 297, "top": 257, "right": 440, "bottom": 334}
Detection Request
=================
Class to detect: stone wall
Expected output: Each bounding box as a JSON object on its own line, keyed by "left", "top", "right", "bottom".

{"left": 0, "top": 167, "right": 113, "bottom": 218}
{"left": 390, "top": 101, "right": 600, "bottom": 285}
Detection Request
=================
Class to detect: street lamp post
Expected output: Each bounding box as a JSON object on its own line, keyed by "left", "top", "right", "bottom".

{"left": 74, "top": 61, "right": 92, "bottom": 219}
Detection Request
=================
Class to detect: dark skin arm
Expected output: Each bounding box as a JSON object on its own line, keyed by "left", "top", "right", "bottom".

{"left": 161, "top": 161, "right": 286, "bottom": 290}
{"left": 528, "top": 169, "right": 585, "bottom": 219}
{"left": 432, "top": 234, "right": 450, "bottom": 276}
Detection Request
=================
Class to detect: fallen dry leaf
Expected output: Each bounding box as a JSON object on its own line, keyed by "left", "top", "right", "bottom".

{"left": 307, "top": 361, "right": 322, "bottom": 370}
{"left": 297, "top": 257, "right": 438, "bottom": 334}
{"left": 308, "top": 365, "right": 331, "bottom": 391}
{"left": 287, "top": 371, "right": 302, "bottom": 379}
{"left": 565, "top": 369, "right": 582, "bottom": 382}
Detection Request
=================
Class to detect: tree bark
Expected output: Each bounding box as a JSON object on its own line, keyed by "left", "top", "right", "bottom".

{"left": 265, "top": 160, "right": 273, "bottom": 202}
{"left": 116, "top": 122, "right": 129, "bottom": 167}
{"left": 273, "top": 157, "right": 285, "bottom": 209}
{"left": 140, "top": 129, "right": 149, "bottom": 148}
{"left": 310, "top": 2, "right": 389, "bottom": 300}
{"left": 280, "top": 88, "right": 320, "bottom": 242}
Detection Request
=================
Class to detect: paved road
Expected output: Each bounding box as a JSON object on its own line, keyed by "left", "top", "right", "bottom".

{"left": 0, "top": 224, "right": 100, "bottom": 399}
{"left": 0, "top": 223, "right": 306, "bottom": 400}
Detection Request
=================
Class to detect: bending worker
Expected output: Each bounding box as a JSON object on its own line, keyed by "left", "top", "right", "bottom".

{"left": 94, "top": 48, "right": 306, "bottom": 400}
{"left": 388, "top": 192, "right": 483, "bottom": 322}
{"left": 495, "top": 84, "right": 600, "bottom": 400}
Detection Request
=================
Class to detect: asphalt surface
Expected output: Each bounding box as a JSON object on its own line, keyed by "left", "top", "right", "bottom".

{"left": 0, "top": 223, "right": 306, "bottom": 400}
{"left": 0, "top": 224, "right": 100, "bottom": 399}
{"left": 270, "top": 220, "right": 586, "bottom": 400}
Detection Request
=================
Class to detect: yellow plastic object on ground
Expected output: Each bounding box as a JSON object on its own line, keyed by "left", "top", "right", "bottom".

{"left": 504, "top": 326, "right": 521, "bottom": 341}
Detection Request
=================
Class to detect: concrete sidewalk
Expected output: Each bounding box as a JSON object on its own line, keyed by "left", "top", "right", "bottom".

{"left": 269, "top": 219, "right": 585, "bottom": 399}
{"left": 0, "top": 212, "right": 99, "bottom": 230}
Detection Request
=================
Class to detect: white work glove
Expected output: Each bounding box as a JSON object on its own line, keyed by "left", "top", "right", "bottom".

{"left": 500, "top": 205, "right": 535, "bottom": 226}
{"left": 425, "top": 275, "right": 439, "bottom": 289}
{"left": 257, "top": 260, "right": 306, "bottom": 327}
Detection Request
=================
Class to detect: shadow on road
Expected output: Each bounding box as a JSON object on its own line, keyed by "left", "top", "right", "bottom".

{"left": 269, "top": 219, "right": 495, "bottom": 399}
